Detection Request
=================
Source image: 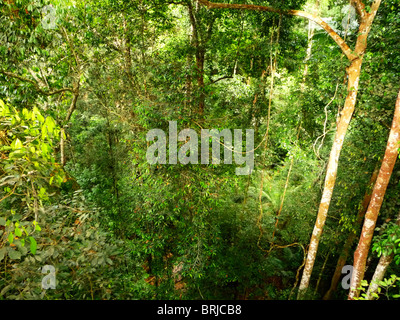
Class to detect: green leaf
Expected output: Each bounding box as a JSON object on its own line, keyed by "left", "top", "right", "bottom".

{"left": 8, "top": 233, "right": 14, "bottom": 244}
{"left": 41, "top": 142, "right": 49, "bottom": 155}
{"left": 14, "top": 226, "right": 22, "bottom": 237}
{"left": 8, "top": 249, "right": 21, "bottom": 260}
{"left": 29, "top": 236, "right": 37, "bottom": 254}
{"left": 45, "top": 116, "right": 56, "bottom": 134}
{"left": 11, "top": 138, "right": 23, "bottom": 150}
{"left": 41, "top": 125, "right": 48, "bottom": 140}
{"left": 32, "top": 107, "right": 44, "bottom": 123}
{"left": 17, "top": 244, "right": 28, "bottom": 256}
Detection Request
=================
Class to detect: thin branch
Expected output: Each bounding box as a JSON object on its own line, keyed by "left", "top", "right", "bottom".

{"left": 163, "top": 0, "right": 187, "bottom": 5}
{"left": 64, "top": 87, "right": 80, "bottom": 124}
{"left": 313, "top": 82, "right": 340, "bottom": 159}
{"left": 60, "top": 26, "right": 80, "bottom": 68}
{"left": 210, "top": 75, "right": 233, "bottom": 84}
{"left": 1, "top": 71, "right": 73, "bottom": 96}
{"left": 28, "top": 68, "right": 46, "bottom": 88}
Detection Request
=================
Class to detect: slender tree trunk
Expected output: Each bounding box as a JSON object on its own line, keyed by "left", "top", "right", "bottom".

{"left": 122, "top": 14, "right": 136, "bottom": 92}
{"left": 257, "top": 16, "right": 281, "bottom": 250}
{"left": 60, "top": 81, "right": 80, "bottom": 166}
{"left": 196, "top": 48, "right": 206, "bottom": 114}
{"left": 59, "top": 25, "right": 81, "bottom": 167}
{"left": 365, "top": 207, "right": 400, "bottom": 300}
{"left": 314, "top": 252, "right": 330, "bottom": 296}
{"left": 348, "top": 88, "right": 400, "bottom": 299}
{"left": 298, "top": 56, "right": 363, "bottom": 298}
{"left": 365, "top": 253, "right": 393, "bottom": 299}
{"left": 187, "top": 1, "right": 206, "bottom": 115}
{"left": 300, "top": 17, "right": 316, "bottom": 93}
{"left": 365, "top": 210, "right": 400, "bottom": 300}
{"left": 323, "top": 165, "right": 379, "bottom": 300}
{"left": 298, "top": 0, "right": 381, "bottom": 297}
{"left": 185, "top": 21, "right": 194, "bottom": 109}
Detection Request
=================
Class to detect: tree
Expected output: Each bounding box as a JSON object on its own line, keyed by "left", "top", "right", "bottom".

{"left": 349, "top": 87, "right": 400, "bottom": 299}
{"left": 323, "top": 164, "right": 379, "bottom": 300}
{"left": 365, "top": 210, "right": 400, "bottom": 300}
{"left": 0, "top": 0, "right": 84, "bottom": 167}
{"left": 197, "top": 0, "right": 382, "bottom": 298}
{"left": 1, "top": 0, "right": 398, "bottom": 301}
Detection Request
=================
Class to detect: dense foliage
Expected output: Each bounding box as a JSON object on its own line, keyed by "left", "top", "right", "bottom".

{"left": 0, "top": 0, "right": 399, "bottom": 300}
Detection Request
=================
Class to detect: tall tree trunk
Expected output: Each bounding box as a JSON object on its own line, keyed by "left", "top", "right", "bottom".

{"left": 187, "top": 1, "right": 204, "bottom": 115}
{"left": 122, "top": 14, "right": 137, "bottom": 93}
{"left": 59, "top": 26, "right": 81, "bottom": 167}
{"left": 196, "top": 0, "right": 382, "bottom": 298}
{"left": 365, "top": 254, "right": 393, "bottom": 299}
{"left": 185, "top": 21, "right": 195, "bottom": 109}
{"left": 60, "top": 81, "right": 80, "bottom": 167}
{"left": 297, "top": 55, "right": 364, "bottom": 298}
{"left": 323, "top": 165, "right": 379, "bottom": 300}
{"left": 196, "top": 48, "right": 206, "bottom": 114}
{"left": 300, "top": 15, "right": 316, "bottom": 93}
{"left": 366, "top": 210, "right": 400, "bottom": 300}
{"left": 298, "top": 0, "right": 382, "bottom": 297}
{"left": 348, "top": 88, "right": 400, "bottom": 299}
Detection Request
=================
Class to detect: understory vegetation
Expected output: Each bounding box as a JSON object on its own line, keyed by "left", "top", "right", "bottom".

{"left": 0, "top": 0, "right": 400, "bottom": 300}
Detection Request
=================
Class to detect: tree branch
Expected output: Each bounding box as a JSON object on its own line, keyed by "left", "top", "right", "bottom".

{"left": 187, "top": 0, "right": 199, "bottom": 46}
{"left": 61, "top": 26, "right": 80, "bottom": 68}
{"left": 1, "top": 70, "right": 73, "bottom": 96}
{"left": 211, "top": 75, "right": 233, "bottom": 84}
{"left": 64, "top": 81, "right": 80, "bottom": 124}
{"left": 350, "top": 0, "right": 366, "bottom": 18}
{"left": 197, "top": 0, "right": 357, "bottom": 61}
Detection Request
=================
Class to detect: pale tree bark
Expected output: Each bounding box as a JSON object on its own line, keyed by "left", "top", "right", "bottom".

{"left": 348, "top": 88, "right": 400, "bottom": 299}
{"left": 365, "top": 208, "right": 400, "bottom": 301}
{"left": 197, "top": 0, "right": 382, "bottom": 299}
{"left": 299, "top": 1, "right": 381, "bottom": 299}
{"left": 365, "top": 253, "right": 393, "bottom": 299}
{"left": 300, "top": 0, "right": 319, "bottom": 93}
{"left": 323, "top": 164, "right": 379, "bottom": 300}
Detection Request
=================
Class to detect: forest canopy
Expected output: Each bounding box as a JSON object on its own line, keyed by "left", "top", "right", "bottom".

{"left": 0, "top": 0, "right": 399, "bottom": 301}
